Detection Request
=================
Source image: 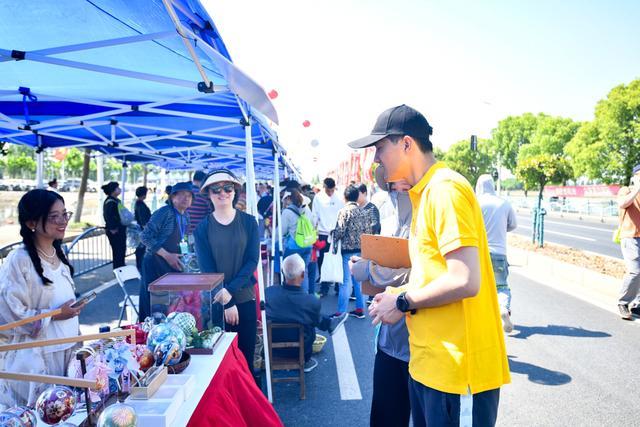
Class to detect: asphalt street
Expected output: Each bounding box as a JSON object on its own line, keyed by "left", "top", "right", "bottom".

{"left": 76, "top": 260, "right": 639, "bottom": 426}
{"left": 512, "top": 210, "right": 621, "bottom": 259}
{"left": 273, "top": 272, "right": 640, "bottom": 426}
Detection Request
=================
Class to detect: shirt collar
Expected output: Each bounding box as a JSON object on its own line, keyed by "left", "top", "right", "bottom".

{"left": 409, "top": 161, "right": 446, "bottom": 198}
{"left": 283, "top": 284, "right": 302, "bottom": 292}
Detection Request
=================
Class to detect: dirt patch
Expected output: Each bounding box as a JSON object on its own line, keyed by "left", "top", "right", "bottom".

{"left": 508, "top": 234, "right": 625, "bottom": 279}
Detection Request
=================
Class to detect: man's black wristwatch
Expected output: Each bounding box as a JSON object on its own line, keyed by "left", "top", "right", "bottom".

{"left": 396, "top": 292, "right": 416, "bottom": 314}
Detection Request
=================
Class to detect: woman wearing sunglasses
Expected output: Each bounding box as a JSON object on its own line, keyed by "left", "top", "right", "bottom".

{"left": 194, "top": 169, "right": 260, "bottom": 378}
{"left": 0, "top": 189, "right": 86, "bottom": 407}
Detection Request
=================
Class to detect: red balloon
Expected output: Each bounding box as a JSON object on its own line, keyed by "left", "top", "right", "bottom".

{"left": 268, "top": 89, "right": 278, "bottom": 100}
{"left": 302, "top": 120, "right": 311, "bottom": 128}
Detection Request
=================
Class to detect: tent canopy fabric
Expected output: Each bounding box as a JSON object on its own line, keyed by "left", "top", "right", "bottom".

{"left": 0, "top": 0, "right": 295, "bottom": 178}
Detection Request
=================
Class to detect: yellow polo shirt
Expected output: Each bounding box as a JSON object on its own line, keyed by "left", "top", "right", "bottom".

{"left": 406, "top": 162, "right": 510, "bottom": 394}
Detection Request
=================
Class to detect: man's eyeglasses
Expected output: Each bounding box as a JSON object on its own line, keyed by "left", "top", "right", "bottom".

{"left": 209, "top": 184, "right": 235, "bottom": 195}
{"left": 47, "top": 212, "right": 73, "bottom": 224}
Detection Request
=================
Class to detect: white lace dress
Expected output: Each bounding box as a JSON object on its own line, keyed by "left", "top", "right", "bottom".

{"left": 0, "top": 247, "right": 80, "bottom": 409}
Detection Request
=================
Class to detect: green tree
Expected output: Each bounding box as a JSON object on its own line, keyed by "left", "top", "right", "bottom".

{"left": 491, "top": 113, "right": 539, "bottom": 173}
{"left": 5, "top": 145, "right": 36, "bottom": 178}
{"left": 565, "top": 79, "right": 640, "bottom": 185}
{"left": 64, "top": 148, "right": 85, "bottom": 177}
{"left": 443, "top": 138, "right": 494, "bottom": 186}
{"left": 519, "top": 115, "right": 580, "bottom": 158}
{"left": 515, "top": 153, "right": 573, "bottom": 204}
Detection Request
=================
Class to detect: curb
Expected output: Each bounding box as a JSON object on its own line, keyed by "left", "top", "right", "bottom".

{"left": 507, "top": 245, "right": 622, "bottom": 317}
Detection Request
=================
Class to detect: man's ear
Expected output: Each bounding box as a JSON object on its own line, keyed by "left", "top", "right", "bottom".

{"left": 402, "top": 135, "right": 413, "bottom": 153}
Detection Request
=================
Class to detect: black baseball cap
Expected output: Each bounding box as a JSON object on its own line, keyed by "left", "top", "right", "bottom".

{"left": 348, "top": 104, "right": 433, "bottom": 149}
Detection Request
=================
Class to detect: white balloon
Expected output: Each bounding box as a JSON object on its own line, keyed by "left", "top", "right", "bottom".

{"left": 310, "top": 139, "right": 319, "bottom": 148}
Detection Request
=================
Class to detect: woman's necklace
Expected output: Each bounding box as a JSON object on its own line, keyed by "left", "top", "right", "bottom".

{"left": 37, "top": 246, "right": 56, "bottom": 263}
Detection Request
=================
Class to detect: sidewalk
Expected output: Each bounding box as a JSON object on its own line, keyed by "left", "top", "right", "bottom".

{"left": 508, "top": 245, "right": 621, "bottom": 316}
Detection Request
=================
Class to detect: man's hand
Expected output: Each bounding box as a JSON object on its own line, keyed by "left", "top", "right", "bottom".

{"left": 214, "top": 288, "right": 233, "bottom": 305}
{"left": 369, "top": 292, "right": 404, "bottom": 325}
{"left": 224, "top": 305, "right": 239, "bottom": 326}
{"left": 162, "top": 252, "right": 183, "bottom": 271}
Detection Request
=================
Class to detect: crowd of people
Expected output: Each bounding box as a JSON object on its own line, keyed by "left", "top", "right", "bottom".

{"left": 9, "top": 104, "right": 637, "bottom": 427}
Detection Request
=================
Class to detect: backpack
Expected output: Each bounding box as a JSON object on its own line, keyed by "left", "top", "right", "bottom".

{"left": 287, "top": 207, "right": 317, "bottom": 248}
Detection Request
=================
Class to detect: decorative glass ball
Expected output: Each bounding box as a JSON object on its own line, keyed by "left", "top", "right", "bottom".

{"left": 96, "top": 402, "right": 137, "bottom": 427}
{"left": 153, "top": 339, "right": 183, "bottom": 366}
{"left": 35, "top": 386, "right": 77, "bottom": 425}
{"left": 0, "top": 411, "right": 24, "bottom": 427}
{"left": 168, "top": 312, "right": 197, "bottom": 337}
{"left": 2, "top": 406, "right": 37, "bottom": 427}
{"left": 147, "top": 322, "right": 186, "bottom": 352}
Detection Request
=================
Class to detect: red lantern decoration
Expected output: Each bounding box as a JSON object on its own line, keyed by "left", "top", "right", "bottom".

{"left": 53, "top": 148, "right": 68, "bottom": 161}
{"left": 302, "top": 120, "right": 311, "bottom": 128}
{"left": 268, "top": 89, "right": 278, "bottom": 100}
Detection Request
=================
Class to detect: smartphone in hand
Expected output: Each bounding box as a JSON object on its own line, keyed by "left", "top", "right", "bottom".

{"left": 70, "top": 291, "right": 97, "bottom": 309}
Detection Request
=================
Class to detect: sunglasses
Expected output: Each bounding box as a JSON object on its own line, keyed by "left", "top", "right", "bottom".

{"left": 209, "top": 184, "right": 235, "bottom": 195}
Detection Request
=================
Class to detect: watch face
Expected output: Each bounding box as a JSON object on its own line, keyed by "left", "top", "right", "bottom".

{"left": 396, "top": 294, "right": 408, "bottom": 312}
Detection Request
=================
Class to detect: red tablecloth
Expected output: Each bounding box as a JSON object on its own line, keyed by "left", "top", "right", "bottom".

{"left": 187, "top": 337, "right": 283, "bottom": 427}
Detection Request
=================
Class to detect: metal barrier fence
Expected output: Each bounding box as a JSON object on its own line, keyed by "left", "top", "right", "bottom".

{"left": 0, "top": 226, "right": 134, "bottom": 277}
{"left": 508, "top": 196, "right": 619, "bottom": 219}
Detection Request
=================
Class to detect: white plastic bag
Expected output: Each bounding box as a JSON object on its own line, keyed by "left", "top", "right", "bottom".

{"left": 320, "top": 240, "right": 343, "bottom": 283}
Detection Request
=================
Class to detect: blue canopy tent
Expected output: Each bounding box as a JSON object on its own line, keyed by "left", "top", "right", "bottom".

{"left": 0, "top": 0, "right": 298, "bottom": 402}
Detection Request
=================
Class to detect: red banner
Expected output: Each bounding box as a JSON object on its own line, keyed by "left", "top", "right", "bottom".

{"left": 544, "top": 185, "right": 621, "bottom": 198}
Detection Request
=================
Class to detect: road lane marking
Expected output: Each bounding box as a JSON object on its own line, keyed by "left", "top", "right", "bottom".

{"left": 516, "top": 215, "right": 613, "bottom": 233}
{"left": 331, "top": 324, "right": 362, "bottom": 400}
{"left": 517, "top": 225, "right": 596, "bottom": 242}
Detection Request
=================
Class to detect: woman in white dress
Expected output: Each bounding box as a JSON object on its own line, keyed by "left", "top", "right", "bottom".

{"left": 0, "top": 189, "right": 86, "bottom": 408}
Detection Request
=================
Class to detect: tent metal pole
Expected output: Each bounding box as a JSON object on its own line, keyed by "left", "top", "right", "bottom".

{"left": 36, "top": 146, "right": 44, "bottom": 189}
{"left": 0, "top": 49, "right": 199, "bottom": 90}
{"left": 0, "top": 31, "right": 175, "bottom": 63}
{"left": 270, "top": 153, "right": 280, "bottom": 287}
{"left": 161, "top": 0, "right": 212, "bottom": 85}
{"left": 121, "top": 161, "right": 127, "bottom": 206}
{"left": 244, "top": 119, "right": 273, "bottom": 403}
{"left": 97, "top": 155, "right": 105, "bottom": 223}
{"left": 170, "top": 0, "right": 207, "bottom": 28}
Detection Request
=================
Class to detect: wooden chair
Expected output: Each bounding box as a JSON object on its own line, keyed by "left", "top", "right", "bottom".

{"left": 267, "top": 321, "right": 305, "bottom": 400}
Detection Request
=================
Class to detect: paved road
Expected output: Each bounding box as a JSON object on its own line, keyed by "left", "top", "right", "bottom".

{"left": 513, "top": 210, "right": 621, "bottom": 259}
{"left": 75, "top": 259, "right": 638, "bottom": 426}
{"left": 272, "top": 272, "right": 640, "bottom": 426}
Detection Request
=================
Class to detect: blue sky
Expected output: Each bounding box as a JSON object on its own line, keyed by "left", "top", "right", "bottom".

{"left": 206, "top": 0, "right": 640, "bottom": 178}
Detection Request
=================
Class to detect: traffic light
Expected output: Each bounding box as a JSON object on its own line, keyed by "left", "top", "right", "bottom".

{"left": 470, "top": 135, "right": 478, "bottom": 151}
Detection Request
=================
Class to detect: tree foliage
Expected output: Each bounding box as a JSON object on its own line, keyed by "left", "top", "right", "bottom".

{"left": 515, "top": 153, "right": 573, "bottom": 201}
{"left": 491, "top": 113, "right": 539, "bottom": 173}
{"left": 443, "top": 138, "right": 494, "bottom": 186}
{"left": 565, "top": 78, "right": 640, "bottom": 185}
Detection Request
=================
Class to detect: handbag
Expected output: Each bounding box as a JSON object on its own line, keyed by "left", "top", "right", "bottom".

{"left": 320, "top": 240, "right": 343, "bottom": 283}
{"left": 613, "top": 210, "right": 627, "bottom": 245}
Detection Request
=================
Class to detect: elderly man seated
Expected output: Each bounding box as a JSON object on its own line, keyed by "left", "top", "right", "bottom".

{"left": 266, "top": 254, "right": 348, "bottom": 372}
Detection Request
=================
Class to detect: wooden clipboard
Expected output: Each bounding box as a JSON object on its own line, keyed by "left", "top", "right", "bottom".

{"left": 359, "top": 234, "right": 410, "bottom": 296}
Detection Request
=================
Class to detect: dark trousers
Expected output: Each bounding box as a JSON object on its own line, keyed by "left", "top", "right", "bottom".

{"left": 135, "top": 245, "right": 145, "bottom": 272}
{"left": 107, "top": 228, "right": 127, "bottom": 269}
{"left": 409, "top": 378, "right": 500, "bottom": 427}
{"left": 370, "top": 349, "right": 410, "bottom": 427}
{"left": 307, "top": 261, "right": 317, "bottom": 294}
{"left": 226, "top": 300, "right": 257, "bottom": 377}
{"left": 316, "top": 234, "right": 331, "bottom": 294}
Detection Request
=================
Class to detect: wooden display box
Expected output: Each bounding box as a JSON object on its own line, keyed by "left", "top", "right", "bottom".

{"left": 130, "top": 367, "right": 168, "bottom": 400}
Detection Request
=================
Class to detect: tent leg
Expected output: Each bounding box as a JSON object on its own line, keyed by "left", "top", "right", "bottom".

{"left": 244, "top": 121, "right": 273, "bottom": 403}
{"left": 97, "top": 155, "right": 104, "bottom": 224}
{"left": 36, "top": 149, "right": 44, "bottom": 189}
{"left": 121, "top": 161, "right": 127, "bottom": 206}
{"left": 270, "top": 154, "right": 280, "bottom": 287}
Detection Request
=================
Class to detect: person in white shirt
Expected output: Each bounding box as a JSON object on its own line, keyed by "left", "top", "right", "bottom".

{"left": 475, "top": 174, "right": 518, "bottom": 332}
{"left": 311, "top": 177, "right": 344, "bottom": 296}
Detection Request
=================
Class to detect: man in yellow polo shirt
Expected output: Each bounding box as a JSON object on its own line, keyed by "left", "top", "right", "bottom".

{"left": 348, "top": 105, "right": 510, "bottom": 426}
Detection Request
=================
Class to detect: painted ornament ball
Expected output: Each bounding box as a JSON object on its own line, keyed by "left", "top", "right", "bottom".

{"left": 35, "top": 386, "right": 77, "bottom": 425}
{"left": 1, "top": 406, "right": 37, "bottom": 427}
{"left": 97, "top": 402, "right": 137, "bottom": 427}
{"left": 167, "top": 311, "right": 197, "bottom": 337}
{"left": 0, "top": 411, "right": 24, "bottom": 427}
{"left": 147, "top": 322, "right": 187, "bottom": 352}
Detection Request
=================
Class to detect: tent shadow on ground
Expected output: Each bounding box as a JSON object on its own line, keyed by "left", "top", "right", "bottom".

{"left": 508, "top": 356, "right": 572, "bottom": 386}
{"left": 510, "top": 324, "right": 611, "bottom": 340}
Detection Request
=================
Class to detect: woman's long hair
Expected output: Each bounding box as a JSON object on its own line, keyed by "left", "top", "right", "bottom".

{"left": 18, "top": 189, "right": 74, "bottom": 285}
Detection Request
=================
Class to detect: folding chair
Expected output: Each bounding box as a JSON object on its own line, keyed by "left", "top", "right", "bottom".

{"left": 113, "top": 266, "right": 141, "bottom": 327}
{"left": 267, "top": 321, "right": 305, "bottom": 400}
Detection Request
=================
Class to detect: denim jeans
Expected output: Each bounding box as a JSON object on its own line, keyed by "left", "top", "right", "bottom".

{"left": 338, "top": 252, "right": 364, "bottom": 313}
{"left": 307, "top": 261, "right": 317, "bottom": 295}
{"left": 490, "top": 253, "right": 511, "bottom": 312}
